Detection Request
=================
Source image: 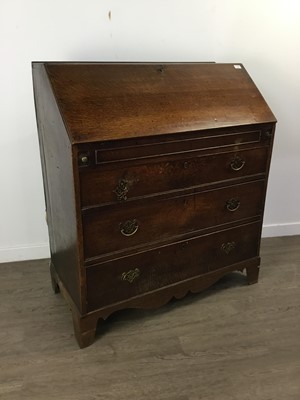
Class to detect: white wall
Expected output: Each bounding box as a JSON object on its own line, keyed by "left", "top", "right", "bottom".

{"left": 1, "top": 0, "right": 299, "bottom": 262}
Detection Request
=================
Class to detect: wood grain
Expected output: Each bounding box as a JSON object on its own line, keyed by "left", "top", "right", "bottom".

{"left": 82, "top": 181, "right": 264, "bottom": 260}
{"left": 32, "top": 62, "right": 276, "bottom": 348}
{"left": 0, "top": 236, "right": 299, "bottom": 399}
{"left": 79, "top": 145, "right": 269, "bottom": 208}
{"left": 32, "top": 63, "right": 84, "bottom": 312}
{"left": 44, "top": 63, "right": 276, "bottom": 143}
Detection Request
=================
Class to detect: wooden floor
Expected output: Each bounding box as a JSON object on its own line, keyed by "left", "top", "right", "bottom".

{"left": 0, "top": 236, "right": 299, "bottom": 399}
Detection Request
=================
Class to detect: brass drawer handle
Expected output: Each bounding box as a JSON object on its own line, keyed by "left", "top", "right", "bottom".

{"left": 121, "top": 268, "right": 140, "bottom": 283}
{"left": 114, "top": 178, "right": 130, "bottom": 201}
{"left": 120, "top": 219, "right": 139, "bottom": 236}
{"left": 226, "top": 198, "right": 240, "bottom": 212}
{"left": 230, "top": 156, "right": 245, "bottom": 171}
{"left": 221, "top": 241, "right": 236, "bottom": 255}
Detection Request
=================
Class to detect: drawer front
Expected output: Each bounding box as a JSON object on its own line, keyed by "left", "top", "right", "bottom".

{"left": 86, "top": 221, "right": 261, "bottom": 311}
{"left": 80, "top": 147, "right": 269, "bottom": 207}
{"left": 82, "top": 180, "right": 265, "bottom": 260}
{"left": 94, "top": 130, "right": 262, "bottom": 163}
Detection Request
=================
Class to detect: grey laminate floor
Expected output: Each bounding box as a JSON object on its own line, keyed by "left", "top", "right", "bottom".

{"left": 0, "top": 236, "right": 299, "bottom": 400}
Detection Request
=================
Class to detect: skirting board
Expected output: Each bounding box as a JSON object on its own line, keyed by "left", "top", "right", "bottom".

{"left": 0, "top": 223, "right": 299, "bottom": 263}
{"left": 262, "top": 222, "right": 300, "bottom": 238}
{"left": 0, "top": 243, "right": 50, "bottom": 263}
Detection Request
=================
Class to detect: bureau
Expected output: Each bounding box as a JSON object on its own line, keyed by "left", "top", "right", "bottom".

{"left": 32, "top": 62, "right": 276, "bottom": 348}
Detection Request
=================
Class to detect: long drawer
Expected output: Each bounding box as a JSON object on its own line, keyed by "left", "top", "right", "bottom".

{"left": 82, "top": 180, "right": 265, "bottom": 260}
{"left": 79, "top": 147, "right": 269, "bottom": 207}
{"left": 86, "top": 221, "right": 261, "bottom": 311}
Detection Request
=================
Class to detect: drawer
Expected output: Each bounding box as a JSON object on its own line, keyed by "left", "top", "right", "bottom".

{"left": 79, "top": 126, "right": 271, "bottom": 165}
{"left": 86, "top": 221, "right": 261, "bottom": 311}
{"left": 79, "top": 147, "right": 269, "bottom": 207}
{"left": 93, "top": 130, "right": 263, "bottom": 163}
{"left": 82, "top": 180, "right": 265, "bottom": 261}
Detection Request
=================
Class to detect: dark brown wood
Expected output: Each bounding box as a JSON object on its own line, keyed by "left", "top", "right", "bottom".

{"left": 32, "top": 62, "right": 276, "bottom": 348}
{"left": 86, "top": 221, "right": 261, "bottom": 311}
{"left": 82, "top": 180, "right": 264, "bottom": 260}
{"left": 32, "top": 64, "right": 84, "bottom": 312}
{"left": 246, "top": 265, "right": 260, "bottom": 284}
{"left": 80, "top": 144, "right": 270, "bottom": 208}
{"left": 94, "top": 257, "right": 261, "bottom": 320}
{"left": 50, "top": 262, "right": 60, "bottom": 294}
{"left": 71, "top": 311, "right": 97, "bottom": 349}
{"left": 44, "top": 63, "right": 276, "bottom": 143}
{"left": 93, "top": 128, "right": 263, "bottom": 163}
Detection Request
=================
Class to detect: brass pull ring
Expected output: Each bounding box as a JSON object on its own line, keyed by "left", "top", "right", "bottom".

{"left": 230, "top": 156, "right": 245, "bottom": 171}
{"left": 226, "top": 198, "right": 240, "bottom": 212}
{"left": 121, "top": 268, "right": 140, "bottom": 283}
{"left": 120, "top": 219, "right": 139, "bottom": 236}
{"left": 221, "top": 241, "right": 236, "bottom": 255}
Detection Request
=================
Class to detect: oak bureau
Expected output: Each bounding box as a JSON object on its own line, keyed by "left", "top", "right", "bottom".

{"left": 32, "top": 62, "right": 276, "bottom": 348}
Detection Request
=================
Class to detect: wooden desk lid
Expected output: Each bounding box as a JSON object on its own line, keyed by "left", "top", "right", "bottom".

{"left": 35, "top": 62, "right": 276, "bottom": 143}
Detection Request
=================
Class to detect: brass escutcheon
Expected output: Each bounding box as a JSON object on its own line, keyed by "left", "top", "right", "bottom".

{"left": 121, "top": 268, "right": 140, "bottom": 283}
{"left": 221, "top": 241, "right": 236, "bottom": 255}
{"left": 114, "top": 178, "right": 130, "bottom": 201}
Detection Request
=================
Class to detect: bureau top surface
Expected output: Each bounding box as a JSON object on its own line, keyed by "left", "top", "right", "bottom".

{"left": 35, "top": 62, "right": 276, "bottom": 143}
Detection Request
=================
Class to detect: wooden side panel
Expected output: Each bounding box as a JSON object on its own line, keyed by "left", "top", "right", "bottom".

{"left": 32, "top": 63, "right": 84, "bottom": 313}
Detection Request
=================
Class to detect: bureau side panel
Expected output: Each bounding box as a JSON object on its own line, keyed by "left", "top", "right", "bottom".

{"left": 255, "top": 123, "right": 276, "bottom": 254}
{"left": 32, "top": 63, "right": 84, "bottom": 313}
